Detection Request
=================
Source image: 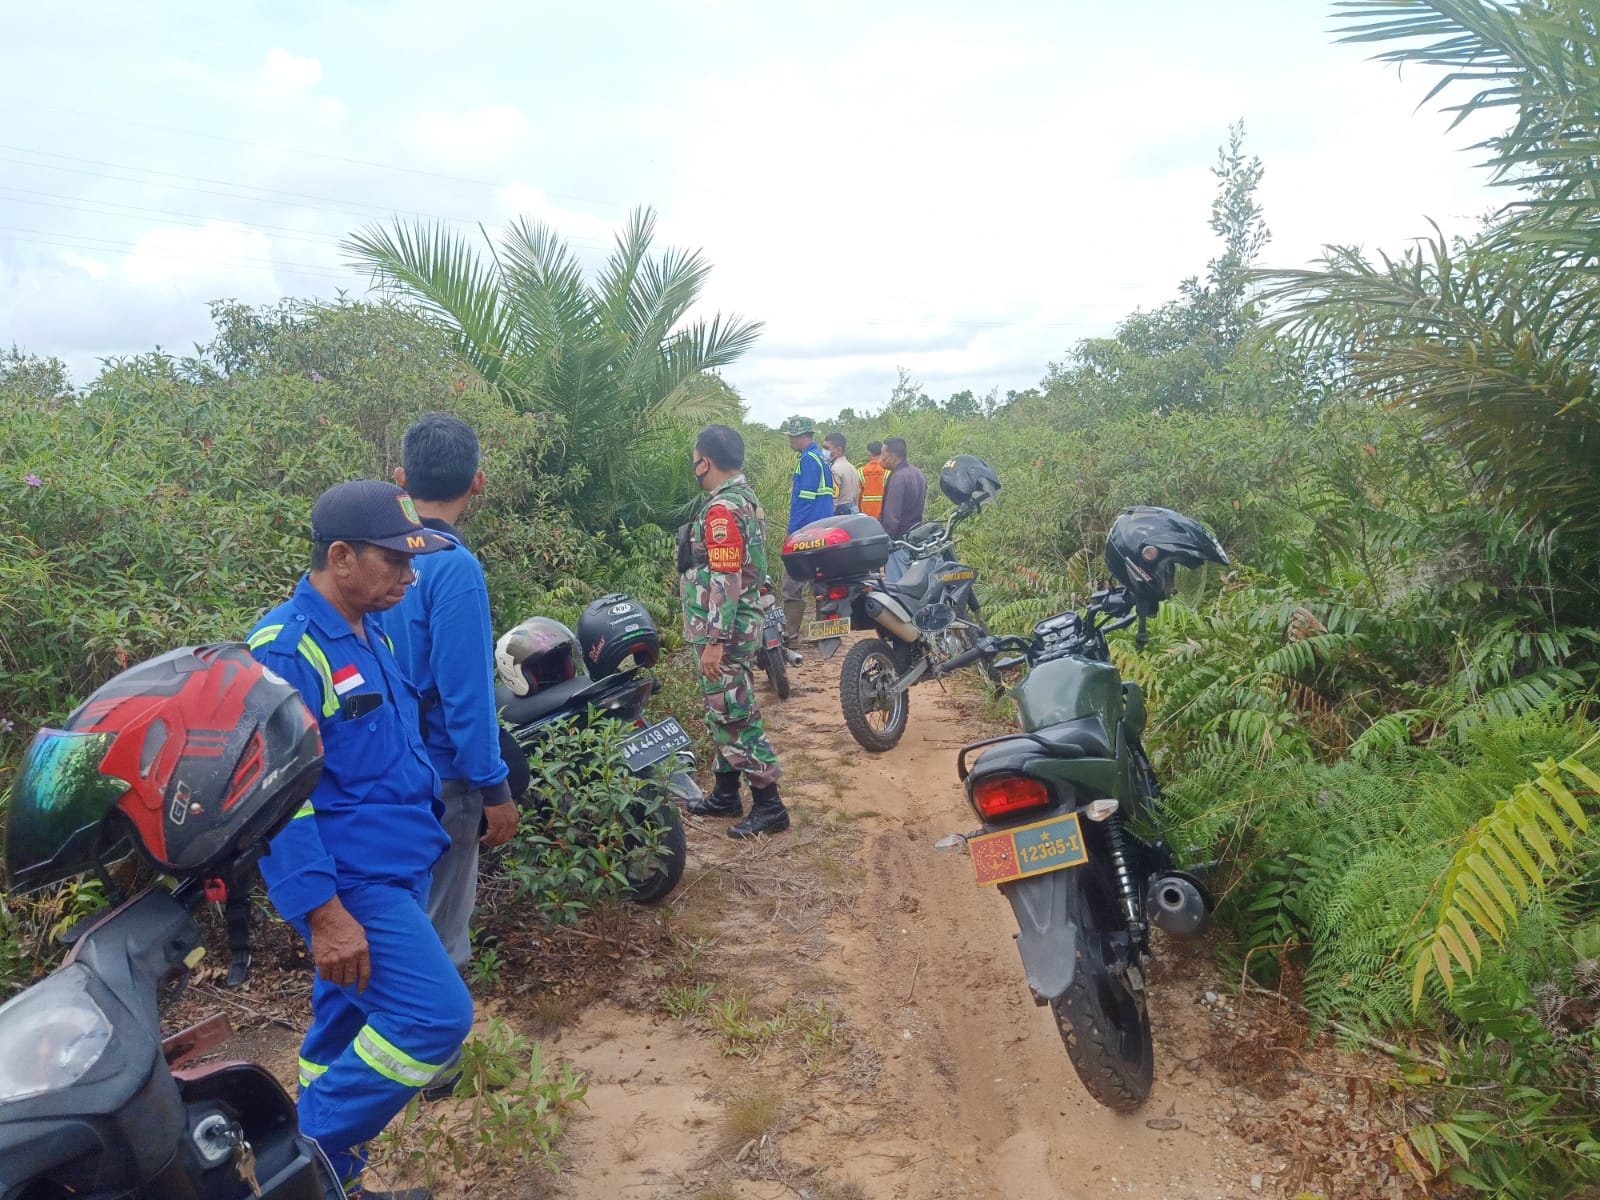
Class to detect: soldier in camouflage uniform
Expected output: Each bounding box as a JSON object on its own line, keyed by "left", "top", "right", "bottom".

{"left": 680, "top": 424, "right": 789, "bottom": 837}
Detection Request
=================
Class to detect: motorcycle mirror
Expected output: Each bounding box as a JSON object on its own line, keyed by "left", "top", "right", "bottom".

{"left": 915, "top": 602, "right": 955, "bottom": 633}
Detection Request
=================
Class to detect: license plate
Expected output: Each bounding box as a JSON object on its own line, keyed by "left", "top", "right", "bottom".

{"left": 620, "top": 717, "right": 691, "bottom": 772}
{"left": 803, "top": 616, "right": 850, "bottom": 641}
{"left": 968, "top": 812, "right": 1088, "bottom": 887}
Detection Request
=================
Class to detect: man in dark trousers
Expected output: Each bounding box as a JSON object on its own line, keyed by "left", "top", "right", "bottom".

{"left": 382, "top": 411, "right": 517, "bottom": 985}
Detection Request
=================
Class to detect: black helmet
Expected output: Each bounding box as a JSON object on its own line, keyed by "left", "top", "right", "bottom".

{"left": 1105, "top": 506, "right": 1228, "bottom": 613}
{"left": 5, "top": 644, "right": 323, "bottom": 892}
{"left": 495, "top": 617, "right": 580, "bottom": 697}
{"left": 577, "top": 594, "right": 660, "bottom": 679}
{"left": 939, "top": 455, "right": 1001, "bottom": 508}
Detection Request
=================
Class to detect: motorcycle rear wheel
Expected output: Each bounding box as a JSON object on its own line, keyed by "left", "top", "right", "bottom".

{"left": 624, "top": 792, "right": 687, "bottom": 904}
{"left": 764, "top": 644, "right": 791, "bottom": 700}
{"left": 1049, "top": 877, "right": 1154, "bottom": 1110}
{"left": 839, "top": 637, "right": 909, "bottom": 752}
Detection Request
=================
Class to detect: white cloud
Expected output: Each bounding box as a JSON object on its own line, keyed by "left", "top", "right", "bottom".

{"left": 413, "top": 105, "right": 530, "bottom": 168}
{"left": 263, "top": 48, "right": 322, "bottom": 88}
{"left": 122, "top": 222, "right": 279, "bottom": 290}
{"left": 59, "top": 252, "right": 108, "bottom": 280}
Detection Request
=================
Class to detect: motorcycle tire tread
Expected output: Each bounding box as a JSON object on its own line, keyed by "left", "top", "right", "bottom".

{"left": 839, "top": 637, "right": 909, "bottom": 753}
{"left": 1049, "top": 963, "right": 1155, "bottom": 1112}
{"left": 625, "top": 796, "right": 687, "bottom": 905}
{"left": 765, "top": 646, "right": 791, "bottom": 700}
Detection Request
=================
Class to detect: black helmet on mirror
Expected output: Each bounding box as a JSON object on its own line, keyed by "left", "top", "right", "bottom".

{"left": 4, "top": 644, "right": 323, "bottom": 893}
{"left": 939, "top": 455, "right": 1001, "bottom": 508}
{"left": 494, "top": 617, "right": 580, "bottom": 697}
{"left": 1105, "top": 506, "right": 1228, "bottom": 614}
{"left": 577, "top": 593, "right": 660, "bottom": 680}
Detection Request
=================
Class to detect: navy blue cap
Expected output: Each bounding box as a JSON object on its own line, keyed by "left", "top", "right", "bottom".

{"left": 310, "top": 480, "right": 455, "bottom": 555}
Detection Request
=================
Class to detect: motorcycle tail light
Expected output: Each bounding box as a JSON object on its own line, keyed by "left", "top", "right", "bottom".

{"left": 826, "top": 584, "right": 851, "bottom": 600}
{"left": 972, "top": 775, "right": 1051, "bottom": 820}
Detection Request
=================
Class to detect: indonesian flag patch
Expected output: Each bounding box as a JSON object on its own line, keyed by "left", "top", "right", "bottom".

{"left": 332, "top": 664, "right": 366, "bottom": 696}
{"left": 704, "top": 504, "right": 744, "bottom": 573}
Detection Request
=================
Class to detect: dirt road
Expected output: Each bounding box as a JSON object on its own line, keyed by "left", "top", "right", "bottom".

{"left": 553, "top": 645, "right": 1286, "bottom": 1200}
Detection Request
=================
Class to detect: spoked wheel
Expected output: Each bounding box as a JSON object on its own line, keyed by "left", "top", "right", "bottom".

{"left": 1049, "top": 872, "right": 1154, "bottom": 1110}
{"left": 839, "top": 636, "right": 909, "bottom": 752}
{"left": 948, "top": 608, "right": 1003, "bottom": 694}
{"left": 623, "top": 790, "right": 687, "bottom": 904}
{"left": 763, "top": 643, "right": 791, "bottom": 700}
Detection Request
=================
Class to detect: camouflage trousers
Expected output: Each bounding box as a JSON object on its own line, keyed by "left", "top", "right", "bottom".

{"left": 695, "top": 632, "right": 782, "bottom": 788}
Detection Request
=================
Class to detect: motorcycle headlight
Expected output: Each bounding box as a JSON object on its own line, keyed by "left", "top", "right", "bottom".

{"left": 0, "top": 963, "right": 113, "bottom": 1103}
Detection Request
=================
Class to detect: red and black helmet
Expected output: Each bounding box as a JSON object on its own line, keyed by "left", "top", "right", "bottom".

{"left": 4, "top": 644, "right": 323, "bottom": 892}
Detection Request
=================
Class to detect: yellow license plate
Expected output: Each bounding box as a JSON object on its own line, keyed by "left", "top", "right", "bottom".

{"left": 803, "top": 617, "right": 850, "bottom": 641}
{"left": 968, "top": 812, "right": 1088, "bottom": 886}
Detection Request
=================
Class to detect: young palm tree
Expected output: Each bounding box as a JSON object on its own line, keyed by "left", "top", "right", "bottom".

{"left": 344, "top": 207, "right": 760, "bottom": 524}
{"left": 1259, "top": 2, "right": 1600, "bottom": 554}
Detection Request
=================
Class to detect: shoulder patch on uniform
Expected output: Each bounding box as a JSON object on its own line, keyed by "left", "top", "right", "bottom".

{"left": 704, "top": 503, "right": 744, "bottom": 573}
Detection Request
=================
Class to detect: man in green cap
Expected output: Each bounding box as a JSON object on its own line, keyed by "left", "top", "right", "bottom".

{"left": 781, "top": 415, "right": 834, "bottom": 642}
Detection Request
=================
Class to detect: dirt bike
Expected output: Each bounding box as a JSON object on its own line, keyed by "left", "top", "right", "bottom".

{"left": 757, "top": 580, "right": 790, "bottom": 700}
{"left": 496, "top": 663, "right": 691, "bottom": 904}
{"left": 935, "top": 587, "right": 1211, "bottom": 1110}
{"left": 781, "top": 499, "right": 995, "bottom": 753}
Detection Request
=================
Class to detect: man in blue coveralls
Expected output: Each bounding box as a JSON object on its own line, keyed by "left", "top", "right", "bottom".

{"left": 779, "top": 415, "right": 834, "bottom": 644}
{"left": 247, "top": 479, "right": 474, "bottom": 1199}
{"left": 383, "top": 413, "right": 517, "bottom": 981}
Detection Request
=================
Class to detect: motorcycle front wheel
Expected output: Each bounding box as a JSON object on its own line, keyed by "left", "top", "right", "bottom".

{"left": 623, "top": 790, "right": 687, "bottom": 904}
{"left": 839, "top": 637, "right": 909, "bottom": 752}
{"left": 1049, "top": 870, "right": 1154, "bottom": 1110}
{"left": 763, "top": 644, "right": 791, "bottom": 700}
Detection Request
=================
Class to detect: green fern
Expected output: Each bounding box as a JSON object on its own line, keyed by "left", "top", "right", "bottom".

{"left": 1410, "top": 739, "right": 1600, "bottom": 1007}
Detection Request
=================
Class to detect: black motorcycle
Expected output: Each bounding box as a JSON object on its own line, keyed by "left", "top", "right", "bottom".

{"left": 780, "top": 455, "right": 1000, "bottom": 752}
{"left": 757, "top": 580, "right": 791, "bottom": 700}
{"left": 936, "top": 578, "right": 1217, "bottom": 1110}
{"left": 496, "top": 663, "right": 691, "bottom": 905}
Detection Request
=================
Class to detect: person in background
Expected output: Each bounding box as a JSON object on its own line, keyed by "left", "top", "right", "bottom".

{"left": 877, "top": 436, "right": 926, "bottom": 540}
{"left": 878, "top": 437, "right": 927, "bottom": 584}
{"left": 247, "top": 479, "right": 471, "bottom": 1199}
{"left": 823, "top": 431, "right": 861, "bottom": 515}
{"left": 682, "top": 423, "right": 790, "bottom": 836}
{"left": 780, "top": 415, "right": 834, "bottom": 643}
{"left": 859, "top": 439, "right": 889, "bottom": 519}
{"left": 382, "top": 412, "right": 517, "bottom": 985}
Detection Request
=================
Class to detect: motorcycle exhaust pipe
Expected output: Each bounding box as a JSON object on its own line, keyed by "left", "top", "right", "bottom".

{"left": 862, "top": 594, "right": 919, "bottom": 642}
{"left": 1146, "top": 873, "right": 1210, "bottom": 939}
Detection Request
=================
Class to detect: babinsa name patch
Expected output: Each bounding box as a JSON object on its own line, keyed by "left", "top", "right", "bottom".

{"left": 705, "top": 504, "right": 744, "bottom": 572}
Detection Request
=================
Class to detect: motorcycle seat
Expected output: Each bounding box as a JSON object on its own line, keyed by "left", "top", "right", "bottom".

{"left": 967, "top": 717, "right": 1113, "bottom": 777}
{"left": 497, "top": 675, "right": 597, "bottom": 726}
{"left": 888, "top": 557, "right": 936, "bottom": 600}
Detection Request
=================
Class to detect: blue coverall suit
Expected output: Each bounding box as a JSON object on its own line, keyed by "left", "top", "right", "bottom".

{"left": 248, "top": 577, "right": 474, "bottom": 1187}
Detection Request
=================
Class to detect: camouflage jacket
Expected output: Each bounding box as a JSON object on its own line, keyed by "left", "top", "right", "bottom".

{"left": 681, "top": 474, "right": 769, "bottom": 646}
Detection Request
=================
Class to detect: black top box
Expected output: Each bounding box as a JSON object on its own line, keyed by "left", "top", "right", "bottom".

{"left": 780, "top": 513, "right": 892, "bottom": 581}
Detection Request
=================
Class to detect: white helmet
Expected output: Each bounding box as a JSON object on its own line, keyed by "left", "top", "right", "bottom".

{"left": 494, "top": 617, "right": 580, "bottom": 696}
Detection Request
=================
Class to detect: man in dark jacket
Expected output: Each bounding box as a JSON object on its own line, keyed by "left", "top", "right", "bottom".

{"left": 877, "top": 437, "right": 926, "bottom": 540}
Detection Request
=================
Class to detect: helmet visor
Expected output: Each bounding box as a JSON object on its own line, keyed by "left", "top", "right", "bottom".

{"left": 4, "top": 730, "right": 129, "bottom": 893}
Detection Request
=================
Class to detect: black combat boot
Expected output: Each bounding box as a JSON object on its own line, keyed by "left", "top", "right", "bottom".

{"left": 687, "top": 770, "right": 744, "bottom": 818}
{"left": 729, "top": 784, "right": 789, "bottom": 838}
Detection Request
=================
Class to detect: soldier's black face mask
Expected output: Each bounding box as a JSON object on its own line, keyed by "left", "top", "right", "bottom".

{"left": 693, "top": 455, "right": 711, "bottom": 486}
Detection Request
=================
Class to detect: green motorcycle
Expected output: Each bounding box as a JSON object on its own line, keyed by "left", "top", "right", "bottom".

{"left": 938, "top": 507, "right": 1227, "bottom": 1109}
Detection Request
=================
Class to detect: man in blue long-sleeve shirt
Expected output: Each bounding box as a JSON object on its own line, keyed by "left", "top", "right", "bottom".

{"left": 382, "top": 413, "right": 516, "bottom": 977}
{"left": 781, "top": 415, "right": 834, "bottom": 642}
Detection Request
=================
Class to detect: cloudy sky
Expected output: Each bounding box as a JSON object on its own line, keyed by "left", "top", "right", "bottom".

{"left": 1, "top": 1, "right": 1502, "bottom": 421}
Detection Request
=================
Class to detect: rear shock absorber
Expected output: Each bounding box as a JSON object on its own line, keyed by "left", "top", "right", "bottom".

{"left": 1102, "top": 812, "right": 1144, "bottom": 932}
